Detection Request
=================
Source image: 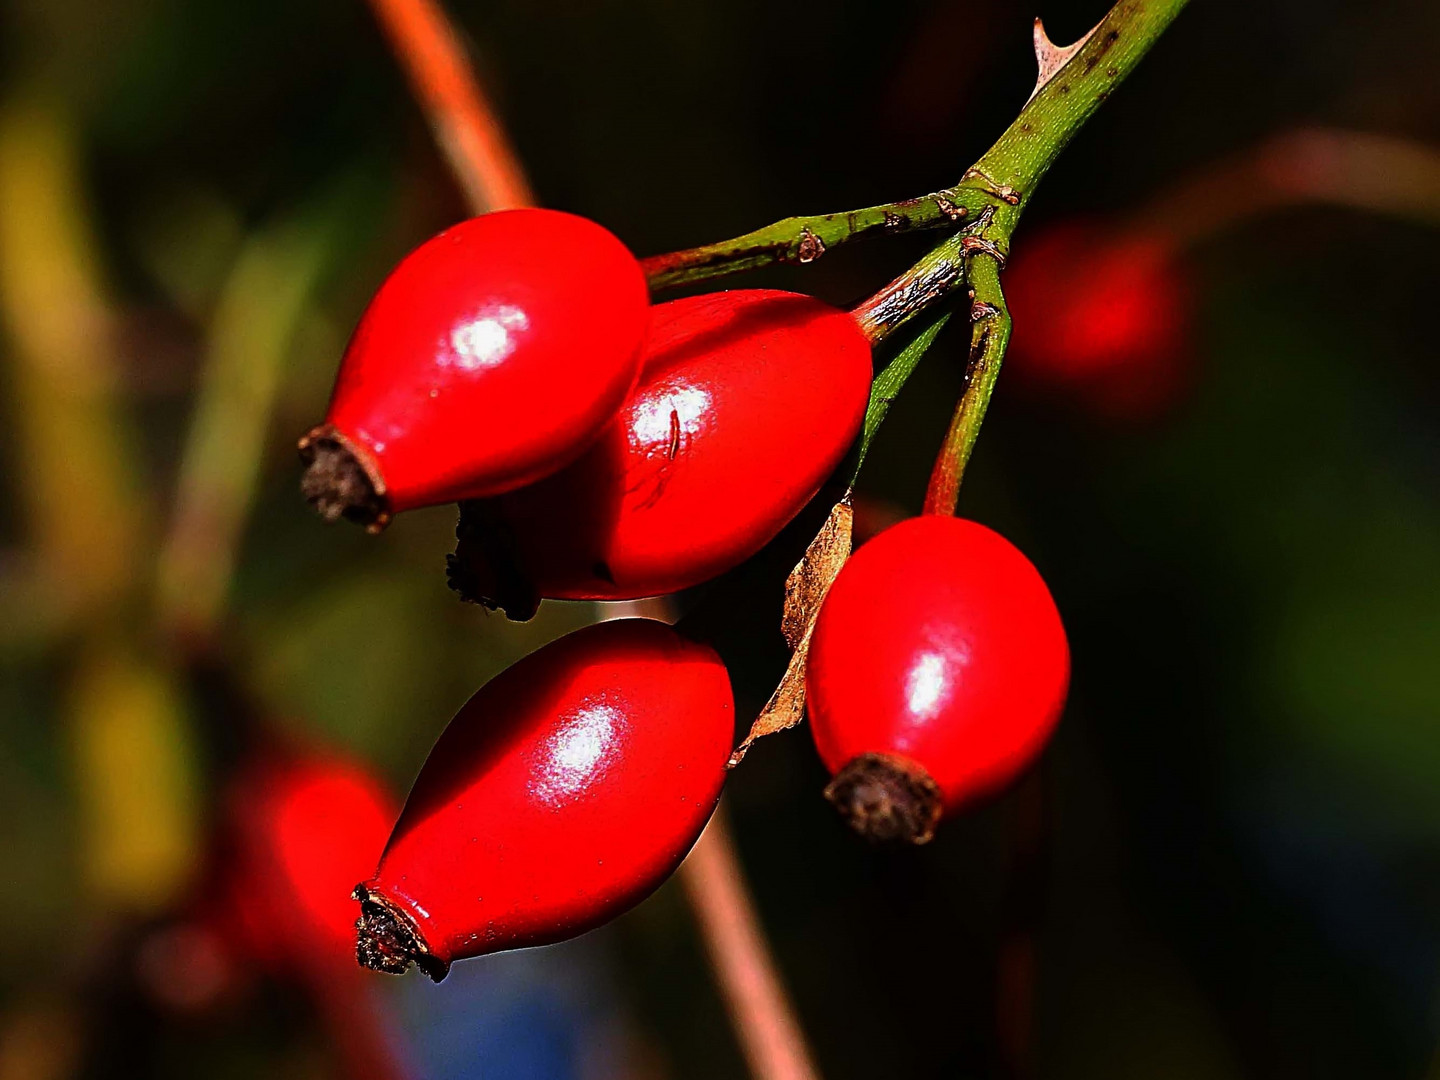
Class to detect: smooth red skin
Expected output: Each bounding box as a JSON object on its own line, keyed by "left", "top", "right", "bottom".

{"left": 1005, "top": 222, "right": 1191, "bottom": 418}
{"left": 467, "top": 289, "right": 872, "bottom": 599}
{"left": 364, "top": 619, "right": 733, "bottom": 966}
{"left": 324, "top": 208, "right": 650, "bottom": 510}
{"left": 225, "top": 756, "right": 396, "bottom": 970}
{"left": 806, "top": 517, "right": 1069, "bottom": 814}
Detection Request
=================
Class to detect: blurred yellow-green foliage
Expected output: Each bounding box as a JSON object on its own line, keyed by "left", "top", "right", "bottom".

{"left": 1, "top": 0, "right": 1438, "bottom": 1078}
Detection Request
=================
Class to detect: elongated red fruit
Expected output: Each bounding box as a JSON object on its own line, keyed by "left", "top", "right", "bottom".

{"left": 447, "top": 289, "right": 872, "bottom": 617}
{"left": 355, "top": 619, "right": 733, "bottom": 979}
{"left": 300, "top": 208, "right": 650, "bottom": 529}
{"left": 806, "top": 516, "right": 1069, "bottom": 844}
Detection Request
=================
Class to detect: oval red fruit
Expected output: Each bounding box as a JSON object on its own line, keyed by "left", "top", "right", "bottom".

{"left": 806, "top": 516, "right": 1069, "bottom": 843}
{"left": 300, "top": 208, "right": 650, "bottom": 528}
{"left": 448, "top": 289, "right": 872, "bottom": 616}
{"left": 1005, "top": 222, "right": 1190, "bottom": 419}
{"left": 355, "top": 619, "right": 734, "bottom": 979}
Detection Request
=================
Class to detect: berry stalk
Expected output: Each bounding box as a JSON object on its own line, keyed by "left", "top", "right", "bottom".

{"left": 641, "top": 190, "right": 971, "bottom": 291}
{"left": 921, "top": 256, "right": 1010, "bottom": 517}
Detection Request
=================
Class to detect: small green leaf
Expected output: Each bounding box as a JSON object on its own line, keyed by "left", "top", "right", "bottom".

{"left": 852, "top": 307, "right": 953, "bottom": 481}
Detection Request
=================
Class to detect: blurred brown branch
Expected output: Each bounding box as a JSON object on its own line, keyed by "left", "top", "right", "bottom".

{"left": 679, "top": 810, "right": 822, "bottom": 1080}
{"left": 1134, "top": 127, "right": 1440, "bottom": 247}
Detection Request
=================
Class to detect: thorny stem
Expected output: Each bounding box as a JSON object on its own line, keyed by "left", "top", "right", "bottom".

{"left": 365, "top": 0, "right": 534, "bottom": 212}
{"left": 855, "top": 0, "right": 1192, "bottom": 344}
{"left": 642, "top": 0, "right": 1191, "bottom": 511}
{"left": 679, "top": 810, "right": 822, "bottom": 1080}
{"left": 853, "top": 0, "right": 1191, "bottom": 498}
{"left": 921, "top": 257, "right": 1010, "bottom": 517}
{"left": 646, "top": 0, "right": 1191, "bottom": 311}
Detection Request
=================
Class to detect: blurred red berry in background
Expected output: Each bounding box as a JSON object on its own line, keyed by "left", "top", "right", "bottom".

{"left": 1004, "top": 221, "right": 1193, "bottom": 420}
{"left": 221, "top": 752, "right": 398, "bottom": 975}
{"left": 136, "top": 749, "right": 399, "bottom": 1018}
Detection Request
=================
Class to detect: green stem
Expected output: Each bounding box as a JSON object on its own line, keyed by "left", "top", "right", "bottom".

{"left": 972, "top": 0, "right": 1193, "bottom": 222}
{"left": 921, "top": 257, "right": 1010, "bottom": 516}
{"left": 643, "top": 0, "right": 1190, "bottom": 300}
{"left": 641, "top": 189, "right": 972, "bottom": 291}
{"left": 852, "top": 0, "right": 1190, "bottom": 497}
{"left": 643, "top": 0, "right": 1190, "bottom": 509}
{"left": 857, "top": 0, "right": 1191, "bottom": 342}
{"left": 849, "top": 212, "right": 1001, "bottom": 344}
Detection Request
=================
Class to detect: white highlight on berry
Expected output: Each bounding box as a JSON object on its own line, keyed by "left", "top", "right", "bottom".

{"left": 538, "top": 703, "right": 623, "bottom": 805}
{"left": 905, "top": 652, "right": 948, "bottom": 720}
{"left": 630, "top": 384, "right": 711, "bottom": 449}
{"left": 448, "top": 304, "right": 530, "bottom": 370}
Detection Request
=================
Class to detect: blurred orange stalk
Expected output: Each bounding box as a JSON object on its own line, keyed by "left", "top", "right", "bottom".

{"left": 365, "top": 0, "right": 534, "bottom": 213}
{"left": 679, "top": 811, "right": 822, "bottom": 1080}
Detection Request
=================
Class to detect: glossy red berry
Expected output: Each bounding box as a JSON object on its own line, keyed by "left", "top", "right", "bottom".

{"left": 806, "top": 516, "right": 1069, "bottom": 844}
{"left": 1005, "top": 222, "right": 1191, "bottom": 419}
{"left": 223, "top": 753, "right": 397, "bottom": 973}
{"left": 300, "top": 208, "right": 650, "bottom": 529}
{"left": 355, "top": 618, "right": 734, "bottom": 980}
{"left": 447, "top": 289, "right": 872, "bottom": 617}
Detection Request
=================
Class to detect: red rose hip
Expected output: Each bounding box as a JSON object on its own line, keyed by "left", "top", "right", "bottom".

{"left": 300, "top": 208, "right": 650, "bottom": 529}
{"left": 806, "top": 516, "right": 1069, "bottom": 844}
{"left": 355, "top": 618, "right": 734, "bottom": 979}
{"left": 448, "top": 289, "right": 872, "bottom": 616}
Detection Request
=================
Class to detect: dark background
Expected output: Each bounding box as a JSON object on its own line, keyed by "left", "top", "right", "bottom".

{"left": 1, "top": 0, "right": 1438, "bottom": 1077}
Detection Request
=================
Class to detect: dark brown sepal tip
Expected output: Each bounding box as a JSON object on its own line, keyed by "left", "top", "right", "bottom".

{"left": 298, "top": 427, "right": 390, "bottom": 532}
{"left": 824, "top": 752, "right": 943, "bottom": 845}
{"left": 352, "top": 884, "right": 448, "bottom": 982}
{"left": 448, "top": 501, "right": 540, "bottom": 621}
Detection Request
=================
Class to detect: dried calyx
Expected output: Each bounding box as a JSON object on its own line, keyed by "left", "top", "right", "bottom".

{"left": 298, "top": 428, "right": 388, "bottom": 530}
{"left": 446, "top": 500, "right": 540, "bottom": 621}
{"left": 352, "top": 884, "right": 449, "bottom": 982}
{"left": 823, "top": 752, "right": 942, "bottom": 844}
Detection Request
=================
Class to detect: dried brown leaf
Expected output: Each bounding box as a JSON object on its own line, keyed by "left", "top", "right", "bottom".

{"left": 780, "top": 496, "right": 853, "bottom": 648}
{"left": 729, "top": 638, "right": 811, "bottom": 768}
{"left": 729, "top": 497, "right": 853, "bottom": 767}
{"left": 1028, "top": 16, "right": 1103, "bottom": 104}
